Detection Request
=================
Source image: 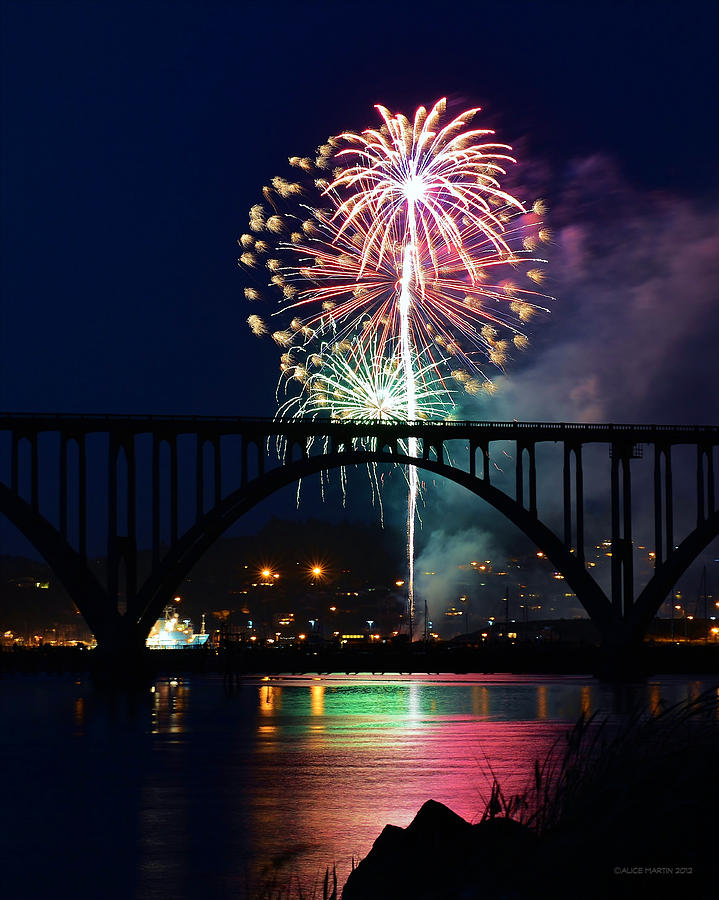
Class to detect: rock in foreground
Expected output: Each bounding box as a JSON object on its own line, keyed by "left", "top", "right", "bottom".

{"left": 342, "top": 800, "right": 536, "bottom": 900}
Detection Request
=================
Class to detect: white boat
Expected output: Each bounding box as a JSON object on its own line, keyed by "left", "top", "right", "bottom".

{"left": 146, "top": 605, "right": 210, "bottom": 650}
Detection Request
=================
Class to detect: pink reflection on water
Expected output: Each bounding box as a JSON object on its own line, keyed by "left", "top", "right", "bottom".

{"left": 243, "top": 674, "right": 574, "bottom": 887}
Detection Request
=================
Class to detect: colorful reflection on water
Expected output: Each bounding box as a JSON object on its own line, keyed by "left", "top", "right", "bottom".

{"left": 0, "top": 672, "right": 715, "bottom": 899}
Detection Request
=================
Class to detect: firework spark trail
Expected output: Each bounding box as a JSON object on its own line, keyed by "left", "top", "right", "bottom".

{"left": 276, "top": 336, "right": 450, "bottom": 532}
{"left": 276, "top": 337, "right": 449, "bottom": 423}
{"left": 240, "top": 99, "right": 551, "bottom": 639}
{"left": 399, "top": 244, "right": 419, "bottom": 637}
{"left": 327, "top": 101, "right": 543, "bottom": 637}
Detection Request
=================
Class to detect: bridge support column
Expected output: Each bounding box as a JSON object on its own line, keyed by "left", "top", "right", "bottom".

{"left": 697, "top": 444, "right": 715, "bottom": 524}
{"left": 515, "top": 442, "right": 524, "bottom": 507}
{"left": 563, "top": 443, "right": 584, "bottom": 559}
{"left": 30, "top": 434, "right": 39, "bottom": 513}
{"left": 481, "top": 443, "right": 490, "bottom": 482}
{"left": 10, "top": 433, "right": 19, "bottom": 493}
{"left": 654, "top": 445, "right": 663, "bottom": 566}
{"left": 170, "top": 437, "right": 178, "bottom": 545}
{"left": 653, "top": 443, "right": 675, "bottom": 565}
{"left": 126, "top": 437, "right": 137, "bottom": 604}
{"left": 78, "top": 434, "right": 87, "bottom": 560}
{"left": 58, "top": 434, "right": 87, "bottom": 558}
{"left": 563, "top": 444, "right": 571, "bottom": 547}
{"left": 196, "top": 434, "right": 205, "bottom": 521}
{"left": 214, "top": 438, "right": 222, "bottom": 505}
{"left": 106, "top": 435, "right": 138, "bottom": 612}
{"left": 59, "top": 434, "right": 67, "bottom": 539}
{"left": 152, "top": 435, "right": 160, "bottom": 564}
{"left": 5, "top": 431, "right": 42, "bottom": 512}
{"left": 515, "top": 443, "right": 536, "bottom": 514}
{"left": 622, "top": 449, "right": 633, "bottom": 614}
{"left": 665, "top": 446, "right": 674, "bottom": 554}
{"left": 575, "top": 445, "right": 584, "bottom": 563}
{"left": 610, "top": 445, "right": 634, "bottom": 617}
{"left": 528, "top": 444, "right": 537, "bottom": 517}
{"left": 697, "top": 444, "right": 705, "bottom": 525}
{"left": 107, "top": 434, "right": 118, "bottom": 608}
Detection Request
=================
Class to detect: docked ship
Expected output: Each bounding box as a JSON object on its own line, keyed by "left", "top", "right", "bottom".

{"left": 145, "top": 605, "right": 210, "bottom": 650}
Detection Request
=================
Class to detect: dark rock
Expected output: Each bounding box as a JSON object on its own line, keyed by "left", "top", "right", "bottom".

{"left": 367, "top": 823, "right": 406, "bottom": 859}
{"left": 405, "top": 799, "right": 472, "bottom": 838}
{"left": 342, "top": 800, "right": 535, "bottom": 900}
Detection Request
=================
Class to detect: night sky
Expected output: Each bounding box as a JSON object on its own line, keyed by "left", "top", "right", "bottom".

{"left": 1, "top": 1, "right": 718, "bottom": 585}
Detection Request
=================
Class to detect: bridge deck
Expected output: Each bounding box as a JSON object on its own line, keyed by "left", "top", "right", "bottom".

{"left": 2, "top": 413, "right": 717, "bottom": 444}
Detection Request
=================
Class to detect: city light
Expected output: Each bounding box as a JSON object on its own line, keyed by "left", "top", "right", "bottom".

{"left": 307, "top": 563, "right": 327, "bottom": 582}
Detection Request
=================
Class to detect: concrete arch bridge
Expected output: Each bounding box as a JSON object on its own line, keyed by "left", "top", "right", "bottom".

{"left": 1, "top": 414, "right": 717, "bottom": 657}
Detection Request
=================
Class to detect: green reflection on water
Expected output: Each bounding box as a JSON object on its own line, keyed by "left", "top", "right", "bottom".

{"left": 252, "top": 680, "right": 599, "bottom": 741}
{"left": 248, "top": 675, "right": 719, "bottom": 746}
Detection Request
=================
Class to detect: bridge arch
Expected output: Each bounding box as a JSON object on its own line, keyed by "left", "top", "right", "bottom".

{"left": 630, "top": 510, "right": 719, "bottom": 638}
{"left": 0, "top": 483, "right": 117, "bottom": 644}
{"left": 134, "top": 448, "right": 619, "bottom": 641}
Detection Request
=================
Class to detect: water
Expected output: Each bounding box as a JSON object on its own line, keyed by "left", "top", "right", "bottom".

{"left": 1, "top": 672, "right": 715, "bottom": 899}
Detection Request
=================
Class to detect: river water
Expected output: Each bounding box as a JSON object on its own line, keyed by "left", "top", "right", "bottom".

{"left": 1, "top": 672, "right": 715, "bottom": 899}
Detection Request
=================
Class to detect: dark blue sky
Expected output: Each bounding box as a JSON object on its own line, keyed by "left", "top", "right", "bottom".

{"left": 2, "top": 0, "right": 717, "bottom": 418}
{"left": 2, "top": 0, "right": 718, "bottom": 587}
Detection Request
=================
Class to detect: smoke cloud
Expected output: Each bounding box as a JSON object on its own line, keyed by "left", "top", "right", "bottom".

{"left": 477, "top": 154, "right": 719, "bottom": 425}
{"left": 414, "top": 156, "right": 719, "bottom": 631}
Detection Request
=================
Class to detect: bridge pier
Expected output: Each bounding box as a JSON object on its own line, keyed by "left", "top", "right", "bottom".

{"left": 90, "top": 615, "right": 152, "bottom": 685}
{"left": 594, "top": 627, "right": 649, "bottom": 682}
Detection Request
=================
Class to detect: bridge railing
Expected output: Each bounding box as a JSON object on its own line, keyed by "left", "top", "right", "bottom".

{"left": 1, "top": 412, "right": 718, "bottom": 431}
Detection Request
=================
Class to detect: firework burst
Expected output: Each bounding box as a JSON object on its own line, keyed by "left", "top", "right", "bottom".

{"left": 240, "top": 98, "right": 552, "bottom": 637}
{"left": 277, "top": 337, "right": 451, "bottom": 423}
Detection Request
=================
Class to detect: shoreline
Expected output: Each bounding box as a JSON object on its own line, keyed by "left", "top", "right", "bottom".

{"left": 2, "top": 641, "right": 718, "bottom": 680}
